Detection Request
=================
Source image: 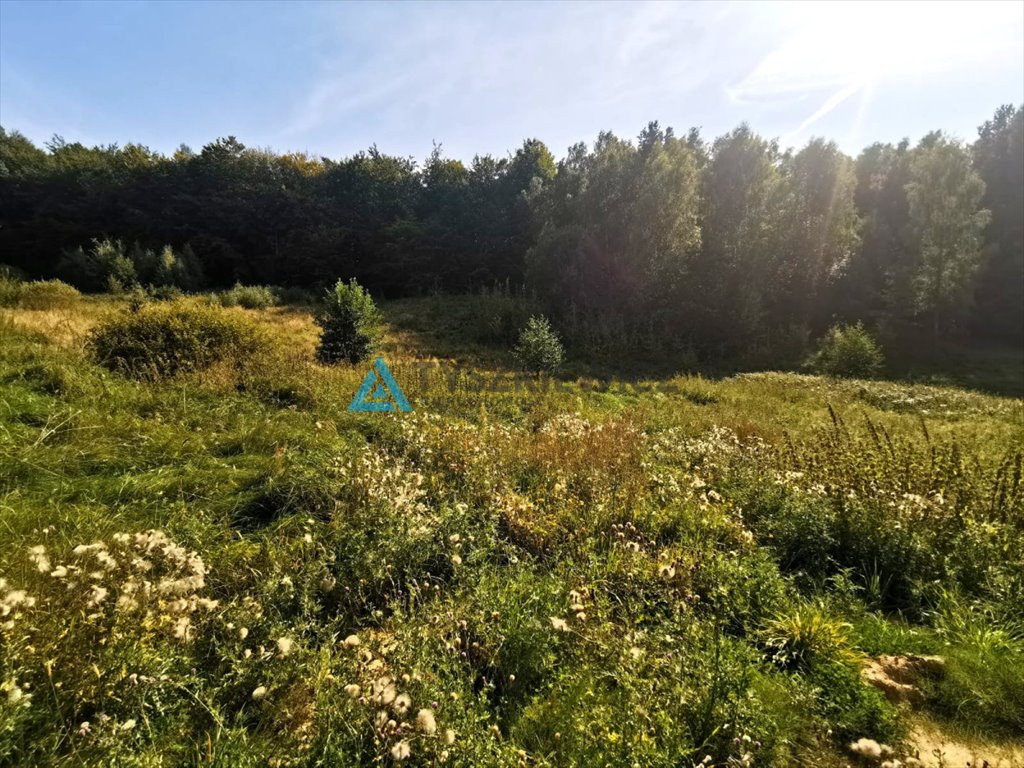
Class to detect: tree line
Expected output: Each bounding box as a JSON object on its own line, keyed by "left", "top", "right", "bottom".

{"left": 0, "top": 104, "right": 1020, "bottom": 356}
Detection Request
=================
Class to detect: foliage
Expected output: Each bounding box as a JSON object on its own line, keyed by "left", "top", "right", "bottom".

{"left": 805, "top": 322, "right": 885, "bottom": 378}
{"left": 512, "top": 315, "right": 564, "bottom": 373}
{"left": 972, "top": 105, "right": 1024, "bottom": 344}
{"left": 0, "top": 277, "right": 81, "bottom": 310}
{"left": 905, "top": 135, "right": 991, "bottom": 341}
{"left": 314, "top": 278, "right": 382, "bottom": 365}
{"left": 87, "top": 300, "right": 269, "bottom": 379}
{"left": 760, "top": 602, "right": 857, "bottom": 670}
{"left": 218, "top": 283, "right": 278, "bottom": 309}
{"left": 1, "top": 106, "right": 1015, "bottom": 359}
{"left": 55, "top": 239, "right": 205, "bottom": 293}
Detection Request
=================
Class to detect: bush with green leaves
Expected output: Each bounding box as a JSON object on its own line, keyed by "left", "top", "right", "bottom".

{"left": 513, "top": 315, "right": 564, "bottom": 373}
{"left": 55, "top": 239, "right": 205, "bottom": 293}
{"left": 0, "top": 278, "right": 81, "bottom": 310}
{"left": 88, "top": 300, "right": 269, "bottom": 379}
{"left": 805, "top": 322, "right": 884, "bottom": 378}
{"left": 217, "top": 283, "right": 278, "bottom": 309}
{"left": 314, "top": 279, "right": 382, "bottom": 365}
{"left": 57, "top": 239, "right": 137, "bottom": 292}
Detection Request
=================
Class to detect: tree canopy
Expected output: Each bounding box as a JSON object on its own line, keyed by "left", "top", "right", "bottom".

{"left": 1, "top": 104, "right": 1021, "bottom": 354}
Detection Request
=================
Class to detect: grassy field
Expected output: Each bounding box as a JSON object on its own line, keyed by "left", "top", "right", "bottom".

{"left": 1, "top": 292, "right": 1022, "bottom": 767}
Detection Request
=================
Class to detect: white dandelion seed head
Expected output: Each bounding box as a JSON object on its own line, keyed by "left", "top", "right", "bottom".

{"left": 849, "top": 738, "right": 883, "bottom": 759}
{"left": 415, "top": 708, "right": 437, "bottom": 735}
{"left": 390, "top": 740, "right": 411, "bottom": 760}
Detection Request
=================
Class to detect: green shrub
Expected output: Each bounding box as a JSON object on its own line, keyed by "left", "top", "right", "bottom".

{"left": 806, "top": 659, "right": 904, "bottom": 745}
{"left": 88, "top": 301, "right": 269, "bottom": 379}
{"left": 8, "top": 279, "right": 82, "bottom": 310}
{"left": 57, "top": 239, "right": 137, "bottom": 292}
{"left": 219, "top": 283, "right": 278, "bottom": 309}
{"left": 805, "top": 322, "right": 884, "bottom": 378}
{"left": 144, "top": 283, "right": 185, "bottom": 302}
{"left": 513, "top": 315, "right": 564, "bottom": 373}
{"left": 314, "top": 279, "right": 382, "bottom": 365}
{"left": 131, "top": 243, "right": 205, "bottom": 290}
{"left": 54, "top": 239, "right": 205, "bottom": 293}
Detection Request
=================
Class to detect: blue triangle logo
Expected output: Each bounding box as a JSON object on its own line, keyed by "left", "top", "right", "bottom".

{"left": 348, "top": 357, "right": 412, "bottom": 413}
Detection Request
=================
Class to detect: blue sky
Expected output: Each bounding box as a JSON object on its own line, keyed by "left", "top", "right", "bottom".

{"left": 2, "top": 0, "right": 1022, "bottom": 162}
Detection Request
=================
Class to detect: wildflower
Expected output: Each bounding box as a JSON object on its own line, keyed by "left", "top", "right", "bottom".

{"left": 29, "top": 545, "right": 50, "bottom": 573}
{"left": 849, "top": 738, "right": 882, "bottom": 759}
{"left": 276, "top": 637, "right": 294, "bottom": 656}
{"left": 344, "top": 684, "right": 361, "bottom": 699}
{"left": 7, "top": 686, "right": 24, "bottom": 704}
{"left": 390, "top": 740, "right": 411, "bottom": 760}
{"left": 239, "top": 627, "right": 249, "bottom": 640}
{"left": 549, "top": 617, "right": 569, "bottom": 632}
{"left": 658, "top": 564, "right": 676, "bottom": 580}
{"left": 50, "top": 566, "right": 68, "bottom": 578}
{"left": 173, "top": 617, "right": 192, "bottom": 641}
{"left": 343, "top": 634, "right": 360, "bottom": 647}
{"left": 451, "top": 554, "right": 462, "bottom": 566}
{"left": 77, "top": 721, "right": 91, "bottom": 737}
{"left": 445, "top": 729, "right": 456, "bottom": 745}
{"left": 377, "top": 682, "right": 397, "bottom": 706}
{"left": 415, "top": 708, "right": 437, "bottom": 734}
{"left": 393, "top": 692, "right": 412, "bottom": 715}
{"left": 251, "top": 686, "right": 267, "bottom": 700}
{"left": 1, "top": 590, "right": 34, "bottom": 617}
{"left": 120, "top": 719, "right": 136, "bottom": 731}
{"left": 87, "top": 585, "right": 108, "bottom": 607}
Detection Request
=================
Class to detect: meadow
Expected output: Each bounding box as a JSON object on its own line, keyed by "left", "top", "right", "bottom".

{"left": 1, "top": 288, "right": 1022, "bottom": 767}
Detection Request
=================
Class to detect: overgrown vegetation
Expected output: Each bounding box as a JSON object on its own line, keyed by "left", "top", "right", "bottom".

{"left": 0, "top": 292, "right": 1020, "bottom": 766}
{"left": 0, "top": 276, "right": 80, "bottom": 310}
{"left": 87, "top": 300, "right": 270, "bottom": 380}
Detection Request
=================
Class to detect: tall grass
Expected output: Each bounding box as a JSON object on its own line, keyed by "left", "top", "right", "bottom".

{"left": 0, "top": 295, "right": 1021, "bottom": 766}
